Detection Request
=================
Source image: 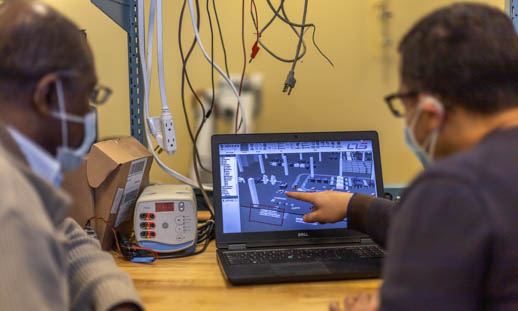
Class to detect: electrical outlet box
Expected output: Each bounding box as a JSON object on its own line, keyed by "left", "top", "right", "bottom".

{"left": 161, "top": 113, "right": 177, "bottom": 155}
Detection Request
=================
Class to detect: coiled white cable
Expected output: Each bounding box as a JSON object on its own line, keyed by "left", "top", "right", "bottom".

{"left": 186, "top": 0, "right": 247, "bottom": 133}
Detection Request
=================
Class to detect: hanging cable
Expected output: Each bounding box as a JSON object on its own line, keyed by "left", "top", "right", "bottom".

{"left": 282, "top": 0, "right": 308, "bottom": 95}
{"left": 249, "top": 0, "right": 260, "bottom": 62}
{"left": 178, "top": 0, "right": 213, "bottom": 177}
{"left": 212, "top": 0, "right": 230, "bottom": 78}
{"left": 254, "top": 0, "right": 333, "bottom": 95}
{"left": 186, "top": 0, "right": 247, "bottom": 134}
{"left": 157, "top": 0, "right": 169, "bottom": 113}
{"left": 250, "top": 0, "right": 308, "bottom": 63}
{"left": 138, "top": 0, "right": 200, "bottom": 188}
{"left": 280, "top": 2, "right": 334, "bottom": 67}
{"left": 179, "top": 0, "right": 215, "bottom": 216}
{"left": 234, "top": 0, "right": 247, "bottom": 134}
{"left": 206, "top": 0, "right": 216, "bottom": 119}
{"left": 265, "top": 0, "right": 313, "bottom": 27}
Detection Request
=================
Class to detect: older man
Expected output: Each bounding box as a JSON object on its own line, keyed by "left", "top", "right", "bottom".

{"left": 0, "top": 1, "right": 142, "bottom": 310}
{"left": 288, "top": 3, "right": 518, "bottom": 311}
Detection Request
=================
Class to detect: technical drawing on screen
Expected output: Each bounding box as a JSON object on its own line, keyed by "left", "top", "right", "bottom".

{"left": 218, "top": 140, "right": 378, "bottom": 233}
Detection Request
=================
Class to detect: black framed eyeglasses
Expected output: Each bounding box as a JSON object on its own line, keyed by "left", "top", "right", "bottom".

{"left": 91, "top": 85, "right": 112, "bottom": 105}
{"left": 384, "top": 91, "right": 418, "bottom": 117}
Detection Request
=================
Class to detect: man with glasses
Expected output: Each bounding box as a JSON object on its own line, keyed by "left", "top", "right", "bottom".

{"left": 288, "top": 3, "right": 518, "bottom": 311}
{"left": 0, "top": 1, "right": 141, "bottom": 310}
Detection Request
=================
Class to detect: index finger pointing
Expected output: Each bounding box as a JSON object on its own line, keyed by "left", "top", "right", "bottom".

{"left": 285, "top": 191, "right": 317, "bottom": 204}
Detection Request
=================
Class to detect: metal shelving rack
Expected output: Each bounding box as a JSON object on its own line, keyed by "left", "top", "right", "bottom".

{"left": 506, "top": 0, "right": 518, "bottom": 32}
{"left": 91, "top": 0, "right": 145, "bottom": 145}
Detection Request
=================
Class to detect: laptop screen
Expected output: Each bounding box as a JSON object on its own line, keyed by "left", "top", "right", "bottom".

{"left": 217, "top": 139, "right": 379, "bottom": 234}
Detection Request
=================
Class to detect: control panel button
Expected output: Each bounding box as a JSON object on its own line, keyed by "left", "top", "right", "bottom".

{"left": 162, "top": 222, "right": 169, "bottom": 229}
{"left": 175, "top": 226, "right": 183, "bottom": 233}
{"left": 175, "top": 217, "right": 183, "bottom": 225}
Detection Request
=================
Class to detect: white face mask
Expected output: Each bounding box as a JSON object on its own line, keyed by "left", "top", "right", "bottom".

{"left": 404, "top": 97, "right": 444, "bottom": 168}
{"left": 51, "top": 79, "right": 97, "bottom": 172}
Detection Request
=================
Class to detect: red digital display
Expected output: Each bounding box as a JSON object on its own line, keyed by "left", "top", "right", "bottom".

{"left": 155, "top": 202, "right": 174, "bottom": 212}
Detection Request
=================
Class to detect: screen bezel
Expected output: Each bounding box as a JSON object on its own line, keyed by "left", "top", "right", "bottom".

{"left": 211, "top": 131, "right": 384, "bottom": 249}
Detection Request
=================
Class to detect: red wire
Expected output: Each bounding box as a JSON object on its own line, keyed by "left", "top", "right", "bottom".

{"left": 86, "top": 216, "right": 158, "bottom": 261}
{"left": 234, "top": 0, "right": 247, "bottom": 133}
{"left": 248, "top": 0, "right": 261, "bottom": 63}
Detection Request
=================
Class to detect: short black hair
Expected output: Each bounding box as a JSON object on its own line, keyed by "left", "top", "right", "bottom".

{"left": 399, "top": 2, "right": 518, "bottom": 114}
{"left": 0, "top": 0, "right": 94, "bottom": 100}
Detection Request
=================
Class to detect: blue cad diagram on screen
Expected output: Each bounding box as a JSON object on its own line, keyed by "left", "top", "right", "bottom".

{"left": 219, "top": 140, "right": 378, "bottom": 234}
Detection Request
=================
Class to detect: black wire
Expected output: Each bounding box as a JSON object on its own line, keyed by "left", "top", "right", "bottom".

{"left": 114, "top": 220, "right": 215, "bottom": 261}
{"left": 179, "top": 0, "right": 213, "bottom": 175}
{"left": 206, "top": 0, "right": 216, "bottom": 117}
{"left": 212, "top": 0, "right": 230, "bottom": 78}
{"left": 266, "top": 0, "right": 314, "bottom": 28}
{"left": 260, "top": 0, "right": 333, "bottom": 67}
{"left": 310, "top": 24, "right": 334, "bottom": 67}
{"left": 178, "top": 0, "right": 215, "bottom": 215}
{"left": 179, "top": 0, "right": 203, "bottom": 143}
{"left": 281, "top": 2, "right": 333, "bottom": 68}
{"left": 249, "top": 0, "right": 308, "bottom": 63}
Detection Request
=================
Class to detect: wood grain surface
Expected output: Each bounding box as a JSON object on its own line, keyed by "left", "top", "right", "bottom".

{"left": 115, "top": 241, "right": 381, "bottom": 311}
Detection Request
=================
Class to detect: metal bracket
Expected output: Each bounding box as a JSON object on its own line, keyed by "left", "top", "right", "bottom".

{"left": 506, "top": 0, "right": 518, "bottom": 33}
{"left": 91, "top": 0, "right": 146, "bottom": 145}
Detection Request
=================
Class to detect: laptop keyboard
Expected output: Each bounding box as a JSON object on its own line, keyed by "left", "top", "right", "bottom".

{"left": 224, "top": 245, "right": 384, "bottom": 265}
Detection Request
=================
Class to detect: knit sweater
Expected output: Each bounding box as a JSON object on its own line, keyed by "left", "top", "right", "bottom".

{"left": 0, "top": 124, "right": 144, "bottom": 311}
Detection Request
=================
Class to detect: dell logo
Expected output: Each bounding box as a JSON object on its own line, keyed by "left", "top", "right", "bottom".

{"left": 297, "top": 232, "right": 309, "bottom": 237}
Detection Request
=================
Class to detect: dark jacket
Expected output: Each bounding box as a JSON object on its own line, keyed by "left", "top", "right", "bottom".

{"left": 348, "top": 127, "right": 518, "bottom": 311}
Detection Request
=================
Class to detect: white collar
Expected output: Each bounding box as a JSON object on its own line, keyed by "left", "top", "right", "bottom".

{"left": 7, "top": 127, "right": 63, "bottom": 187}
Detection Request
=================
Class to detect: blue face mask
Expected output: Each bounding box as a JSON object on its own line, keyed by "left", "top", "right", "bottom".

{"left": 51, "top": 79, "right": 97, "bottom": 172}
{"left": 404, "top": 101, "right": 442, "bottom": 168}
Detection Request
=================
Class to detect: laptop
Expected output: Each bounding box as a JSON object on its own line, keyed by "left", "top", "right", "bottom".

{"left": 211, "top": 131, "right": 385, "bottom": 285}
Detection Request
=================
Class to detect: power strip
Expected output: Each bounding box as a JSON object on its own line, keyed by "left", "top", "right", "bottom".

{"left": 161, "top": 111, "right": 177, "bottom": 155}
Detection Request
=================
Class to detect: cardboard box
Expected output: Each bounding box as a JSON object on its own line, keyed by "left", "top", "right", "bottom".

{"left": 63, "top": 157, "right": 95, "bottom": 228}
{"left": 63, "top": 136, "right": 153, "bottom": 250}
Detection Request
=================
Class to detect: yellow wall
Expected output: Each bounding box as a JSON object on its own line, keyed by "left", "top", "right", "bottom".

{"left": 42, "top": 0, "right": 505, "bottom": 185}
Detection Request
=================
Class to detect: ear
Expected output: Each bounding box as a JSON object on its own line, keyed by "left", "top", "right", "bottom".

{"left": 33, "top": 73, "right": 59, "bottom": 117}
{"left": 417, "top": 95, "right": 445, "bottom": 130}
{"left": 418, "top": 95, "right": 444, "bottom": 116}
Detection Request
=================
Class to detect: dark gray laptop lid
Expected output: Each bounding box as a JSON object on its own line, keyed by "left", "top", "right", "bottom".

{"left": 211, "top": 131, "right": 384, "bottom": 249}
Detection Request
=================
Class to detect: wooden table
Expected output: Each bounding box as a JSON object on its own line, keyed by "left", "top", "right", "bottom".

{"left": 115, "top": 241, "right": 382, "bottom": 311}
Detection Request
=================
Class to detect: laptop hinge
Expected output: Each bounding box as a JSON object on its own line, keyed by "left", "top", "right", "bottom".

{"left": 228, "top": 244, "right": 247, "bottom": 250}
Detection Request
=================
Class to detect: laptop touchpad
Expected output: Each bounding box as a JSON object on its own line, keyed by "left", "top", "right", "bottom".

{"left": 272, "top": 262, "right": 330, "bottom": 276}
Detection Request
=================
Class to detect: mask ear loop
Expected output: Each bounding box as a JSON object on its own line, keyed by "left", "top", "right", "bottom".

{"left": 420, "top": 96, "right": 445, "bottom": 161}
{"left": 407, "top": 101, "right": 425, "bottom": 155}
{"left": 55, "top": 79, "right": 69, "bottom": 148}
{"left": 409, "top": 103, "right": 423, "bottom": 130}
